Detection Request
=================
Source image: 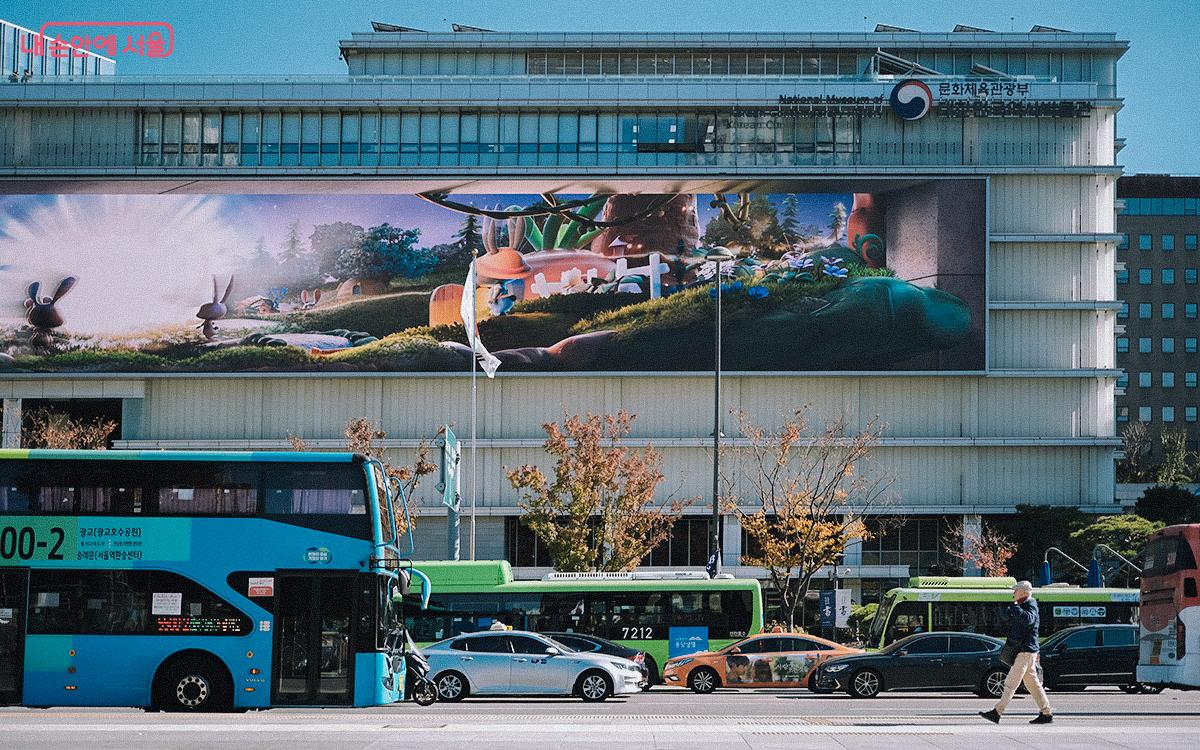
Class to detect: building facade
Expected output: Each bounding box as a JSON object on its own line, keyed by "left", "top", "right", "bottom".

{"left": 0, "top": 25, "right": 1127, "bottom": 603}
{"left": 1114, "top": 175, "right": 1200, "bottom": 464}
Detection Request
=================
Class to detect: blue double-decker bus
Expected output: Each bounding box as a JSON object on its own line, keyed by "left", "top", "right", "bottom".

{"left": 0, "top": 449, "right": 426, "bottom": 710}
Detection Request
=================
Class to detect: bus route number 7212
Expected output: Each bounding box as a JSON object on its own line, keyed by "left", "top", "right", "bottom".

{"left": 621, "top": 626, "right": 654, "bottom": 640}
{"left": 0, "top": 524, "right": 66, "bottom": 561}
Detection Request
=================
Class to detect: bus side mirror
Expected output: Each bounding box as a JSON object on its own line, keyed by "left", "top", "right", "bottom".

{"left": 395, "top": 570, "right": 411, "bottom": 598}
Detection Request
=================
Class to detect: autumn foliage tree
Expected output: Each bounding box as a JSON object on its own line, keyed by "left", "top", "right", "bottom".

{"left": 726, "top": 407, "right": 893, "bottom": 629}
{"left": 23, "top": 408, "right": 117, "bottom": 449}
{"left": 507, "top": 410, "right": 686, "bottom": 572}
{"left": 943, "top": 518, "right": 1017, "bottom": 576}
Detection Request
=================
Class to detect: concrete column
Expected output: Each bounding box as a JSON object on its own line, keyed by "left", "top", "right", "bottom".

{"left": 962, "top": 513, "right": 983, "bottom": 576}
{"left": 722, "top": 514, "right": 742, "bottom": 568}
{"left": 842, "top": 534, "right": 863, "bottom": 567}
{"left": 2, "top": 398, "right": 21, "bottom": 448}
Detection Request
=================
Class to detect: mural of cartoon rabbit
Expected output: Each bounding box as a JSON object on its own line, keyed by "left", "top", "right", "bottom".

{"left": 24, "top": 277, "right": 77, "bottom": 348}
{"left": 300, "top": 289, "right": 322, "bottom": 309}
{"left": 196, "top": 275, "right": 235, "bottom": 341}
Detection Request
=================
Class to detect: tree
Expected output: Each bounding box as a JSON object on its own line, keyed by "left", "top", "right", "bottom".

{"left": 701, "top": 193, "right": 787, "bottom": 256}
{"left": 279, "top": 220, "right": 306, "bottom": 264}
{"left": 942, "top": 518, "right": 1017, "bottom": 576}
{"left": 1157, "top": 430, "right": 1196, "bottom": 484}
{"left": 1135, "top": 484, "right": 1200, "bottom": 526}
{"left": 829, "top": 202, "right": 848, "bottom": 244}
{"left": 1118, "top": 421, "right": 1152, "bottom": 482}
{"left": 452, "top": 213, "right": 484, "bottom": 262}
{"left": 336, "top": 223, "right": 434, "bottom": 281}
{"left": 308, "top": 222, "right": 365, "bottom": 278}
{"left": 726, "top": 407, "right": 893, "bottom": 630}
{"left": 288, "top": 418, "right": 436, "bottom": 535}
{"left": 779, "top": 193, "right": 800, "bottom": 247}
{"left": 22, "top": 407, "right": 116, "bottom": 449}
{"left": 1070, "top": 514, "right": 1163, "bottom": 586}
{"left": 507, "top": 411, "right": 685, "bottom": 572}
{"left": 991, "top": 505, "right": 1090, "bottom": 582}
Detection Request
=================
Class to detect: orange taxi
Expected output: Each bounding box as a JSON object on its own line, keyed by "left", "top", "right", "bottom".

{"left": 662, "top": 632, "right": 863, "bottom": 693}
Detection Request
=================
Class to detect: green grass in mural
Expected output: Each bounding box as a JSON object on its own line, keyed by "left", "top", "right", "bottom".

{"left": 279, "top": 292, "right": 432, "bottom": 338}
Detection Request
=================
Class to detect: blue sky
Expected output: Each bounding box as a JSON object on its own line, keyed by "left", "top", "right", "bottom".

{"left": 4, "top": 0, "right": 1198, "bottom": 173}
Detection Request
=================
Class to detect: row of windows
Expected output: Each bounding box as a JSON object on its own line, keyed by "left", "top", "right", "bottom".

{"left": 0, "top": 460, "right": 369, "bottom": 517}
{"left": 1120, "top": 303, "right": 1199, "bottom": 320}
{"left": 1122, "top": 371, "right": 1200, "bottom": 388}
{"left": 1116, "top": 338, "right": 1199, "bottom": 354}
{"left": 527, "top": 49, "right": 862, "bottom": 76}
{"left": 1116, "top": 268, "right": 1198, "bottom": 284}
{"left": 1121, "top": 198, "right": 1200, "bottom": 216}
{"left": 1118, "top": 233, "right": 1200, "bottom": 251}
{"left": 1117, "top": 406, "right": 1200, "bottom": 423}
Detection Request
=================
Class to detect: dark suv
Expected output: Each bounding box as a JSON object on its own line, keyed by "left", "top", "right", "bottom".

{"left": 1040, "top": 624, "right": 1160, "bottom": 693}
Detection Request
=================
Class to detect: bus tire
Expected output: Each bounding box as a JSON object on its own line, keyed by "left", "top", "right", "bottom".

{"left": 434, "top": 671, "right": 469, "bottom": 702}
{"left": 848, "top": 669, "right": 883, "bottom": 698}
{"left": 576, "top": 670, "right": 612, "bottom": 702}
{"left": 152, "top": 652, "right": 233, "bottom": 712}
{"left": 687, "top": 667, "right": 719, "bottom": 694}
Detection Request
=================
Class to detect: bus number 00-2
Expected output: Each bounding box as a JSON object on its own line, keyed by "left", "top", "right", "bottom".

{"left": 0, "top": 526, "right": 65, "bottom": 561}
{"left": 621, "top": 627, "right": 653, "bottom": 640}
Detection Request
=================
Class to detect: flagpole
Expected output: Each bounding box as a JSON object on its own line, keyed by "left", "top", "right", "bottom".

{"left": 470, "top": 261, "right": 478, "bottom": 561}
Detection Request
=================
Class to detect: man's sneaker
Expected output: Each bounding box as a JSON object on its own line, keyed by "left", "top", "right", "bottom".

{"left": 1029, "top": 714, "right": 1053, "bottom": 725}
{"left": 978, "top": 709, "right": 1001, "bottom": 724}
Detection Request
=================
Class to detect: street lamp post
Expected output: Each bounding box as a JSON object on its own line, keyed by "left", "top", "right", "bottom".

{"left": 706, "top": 247, "right": 735, "bottom": 576}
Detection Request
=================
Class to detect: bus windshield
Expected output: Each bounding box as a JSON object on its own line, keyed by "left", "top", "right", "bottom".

{"left": 870, "top": 594, "right": 894, "bottom": 643}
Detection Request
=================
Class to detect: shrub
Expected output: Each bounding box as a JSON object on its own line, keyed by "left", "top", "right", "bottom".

{"left": 1136, "top": 484, "right": 1200, "bottom": 526}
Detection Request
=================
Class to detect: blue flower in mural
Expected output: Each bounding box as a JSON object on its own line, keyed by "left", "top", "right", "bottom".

{"left": 747, "top": 285, "right": 769, "bottom": 299}
{"left": 824, "top": 265, "right": 850, "bottom": 279}
{"left": 787, "top": 255, "right": 815, "bottom": 270}
{"left": 731, "top": 280, "right": 744, "bottom": 291}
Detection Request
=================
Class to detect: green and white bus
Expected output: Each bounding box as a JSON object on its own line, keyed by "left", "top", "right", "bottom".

{"left": 868, "top": 576, "right": 1140, "bottom": 648}
{"left": 403, "top": 561, "right": 763, "bottom": 683}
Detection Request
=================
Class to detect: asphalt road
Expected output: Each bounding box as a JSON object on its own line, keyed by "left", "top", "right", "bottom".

{"left": 3, "top": 687, "right": 1199, "bottom": 750}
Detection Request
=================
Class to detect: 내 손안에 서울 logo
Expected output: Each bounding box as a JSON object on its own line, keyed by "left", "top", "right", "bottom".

{"left": 889, "top": 79, "right": 932, "bottom": 121}
{"left": 304, "top": 547, "right": 332, "bottom": 564}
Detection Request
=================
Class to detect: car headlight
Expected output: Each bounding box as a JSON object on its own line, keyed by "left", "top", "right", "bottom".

{"left": 824, "top": 663, "right": 850, "bottom": 673}
{"left": 669, "top": 657, "right": 694, "bottom": 668}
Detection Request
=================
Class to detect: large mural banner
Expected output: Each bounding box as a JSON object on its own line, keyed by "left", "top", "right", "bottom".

{"left": 0, "top": 180, "right": 985, "bottom": 373}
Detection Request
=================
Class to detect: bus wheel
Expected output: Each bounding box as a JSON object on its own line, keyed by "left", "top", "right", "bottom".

{"left": 154, "top": 654, "right": 232, "bottom": 712}
{"left": 435, "top": 671, "right": 469, "bottom": 702}
{"left": 687, "top": 667, "right": 719, "bottom": 694}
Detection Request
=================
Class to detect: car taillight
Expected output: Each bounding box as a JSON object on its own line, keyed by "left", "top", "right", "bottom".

{"left": 1178, "top": 620, "right": 1187, "bottom": 659}
{"left": 633, "top": 653, "right": 645, "bottom": 665}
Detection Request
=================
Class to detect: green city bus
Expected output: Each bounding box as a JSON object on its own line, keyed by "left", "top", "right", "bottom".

{"left": 869, "top": 576, "right": 1140, "bottom": 648}
{"left": 403, "top": 560, "right": 763, "bottom": 683}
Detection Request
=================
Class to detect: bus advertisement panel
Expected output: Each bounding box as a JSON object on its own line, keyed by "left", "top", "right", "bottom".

{"left": 0, "top": 449, "right": 423, "bottom": 710}
{"left": 1137, "top": 524, "right": 1200, "bottom": 690}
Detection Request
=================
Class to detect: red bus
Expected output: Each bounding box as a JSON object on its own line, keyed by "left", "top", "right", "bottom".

{"left": 1137, "top": 524, "right": 1200, "bottom": 690}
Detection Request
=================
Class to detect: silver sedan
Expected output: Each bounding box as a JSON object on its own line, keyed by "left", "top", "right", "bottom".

{"left": 425, "top": 630, "right": 644, "bottom": 702}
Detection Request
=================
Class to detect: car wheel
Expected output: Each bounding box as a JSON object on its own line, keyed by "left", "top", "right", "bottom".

{"left": 1118, "top": 683, "right": 1141, "bottom": 695}
{"left": 980, "top": 668, "right": 1008, "bottom": 699}
{"left": 687, "top": 667, "right": 719, "bottom": 694}
{"left": 435, "top": 671, "right": 469, "bottom": 702}
{"left": 642, "top": 656, "right": 660, "bottom": 689}
{"left": 1138, "top": 683, "right": 1165, "bottom": 695}
{"left": 153, "top": 655, "right": 232, "bottom": 712}
{"left": 577, "top": 670, "right": 612, "bottom": 702}
{"left": 848, "top": 669, "right": 882, "bottom": 699}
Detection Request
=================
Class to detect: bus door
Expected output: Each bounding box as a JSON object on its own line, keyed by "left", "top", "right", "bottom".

{"left": 0, "top": 569, "right": 27, "bottom": 705}
{"left": 272, "top": 573, "right": 356, "bottom": 706}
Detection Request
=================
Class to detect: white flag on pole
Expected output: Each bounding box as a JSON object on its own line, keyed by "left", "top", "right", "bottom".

{"left": 461, "top": 260, "right": 501, "bottom": 378}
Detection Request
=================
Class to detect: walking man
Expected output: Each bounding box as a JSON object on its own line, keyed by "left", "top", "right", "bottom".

{"left": 979, "top": 580, "right": 1053, "bottom": 725}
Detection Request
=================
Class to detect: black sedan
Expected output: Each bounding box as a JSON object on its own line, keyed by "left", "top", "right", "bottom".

{"left": 543, "top": 632, "right": 653, "bottom": 688}
{"left": 812, "top": 632, "right": 1008, "bottom": 698}
{"left": 1040, "top": 624, "right": 1160, "bottom": 693}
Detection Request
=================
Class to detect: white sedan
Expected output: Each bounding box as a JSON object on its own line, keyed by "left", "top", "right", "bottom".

{"left": 425, "top": 630, "right": 644, "bottom": 702}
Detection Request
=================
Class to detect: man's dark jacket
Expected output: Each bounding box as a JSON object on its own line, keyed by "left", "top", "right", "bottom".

{"left": 1004, "top": 597, "right": 1040, "bottom": 654}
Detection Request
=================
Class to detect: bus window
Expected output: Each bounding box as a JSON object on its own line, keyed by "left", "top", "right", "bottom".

{"left": 672, "top": 591, "right": 706, "bottom": 627}
{"left": 870, "top": 595, "right": 894, "bottom": 644}
{"left": 717, "top": 590, "right": 753, "bottom": 639}
{"left": 264, "top": 464, "right": 366, "bottom": 515}
{"left": 610, "top": 591, "right": 667, "bottom": 640}
{"left": 1142, "top": 536, "right": 1198, "bottom": 577}
{"left": 932, "top": 602, "right": 1007, "bottom": 638}
{"left": 149, "top": 462, "right": 259, "bottom": 515}
{"left": 885, "top": 601, "right": 927, "bottom": 643}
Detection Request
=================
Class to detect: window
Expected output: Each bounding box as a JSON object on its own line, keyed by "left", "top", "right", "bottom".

{"left": 1188, "top": 338, "right": 1199, "bottom": 353}
{"left": 949, "top": 635, "right": 994, "bottom": 653}
{"left": 1139, "top": 406, "right": 1153, "bottom": 422}
{"left": 1139, "top": 337, "right": 1152, "bottom": 353}
{"left": 1102, "top": 628, "right": 1137, "bottom": 647}
{"left": 902, "top": 635, "right": 948, "bottom": 655}
{"left": 1116, "top": 337, "right": 1129, "bottom": 353}
{"left": 1118, "top": 233, "right": 1129, "bottom": 250}
{"left": 1162, "top": 268, "right": 1175, "bottom": 284}
{"left": 1163, "top": 372, "right": 1176, "bottom": 388}
{"left": 1187, "top": 235, "right": 1198, "bottom": 250}
{"left": 1116, "top": 269, "right": 1129, "bottom": 285}
{"left": 1164, "top": 337, "right": 1176, "bottom": 353}
{"left": 1117, "top": 374, "right": 1129, "bottom": 389}
{"left": 740, "top": 637, "right": 781, "bottom": 654}
{"left": 610, "top": 591, "right": 668, "bottom": 639}
{"left": 507, "top": 635, "right": 551, "bottom": 654}
{"left": 1062, "top": 629, "right": 1098, "bottom": 649}
{"left": 263, "top": 464, "right": 366, "bottom": 515}
{"left": 885, "top": 601, "right": 928, "bottom": 642}
{"left": 1118, "top": 302, "right": 1129, "bottom": 318}
{"left": 1138, "top": 268, "right": 1152, "bottom": 284}
{"left": 1188, "top": 304, "right": 1198, "bottom": 319}
{"left": 1187, "top": 406, "right": 1198, "bottom": 422}
{"left": 1187, "top": 269, "right": 1198, "bottom": 284}
{"left": 1187, "top": 372, "right": 1198, "bottom": 388}
{"left": 1142, "top": 535, "right": 1198, "bottom": 577}
{"left": 1138, "top": 372, "right": 1152, "bottom": 388}
{"left": 1139, "top": 234, "right": 1152, "bottom": 250}
{"left": 27, "top": 569, "right": 251, "bottom": 636}
{"left": 504, "top": 516, "right": 554, "bottom": 568}
{"left": 1163, "top": 303, "right": 1176, "bottom": 319}
{"left": 1163, "top": 234, "right": 1176, "bottom": 251}
{"left": 1163, "top": 406, "right": 1176, "bottom": 423}
{"left": 1138, "top": 303, "right": 1153, "bottom": 319}
{"left": 461, "top": 635, "right": 510, "bottom": 653}
{"left": 1117, "top": 406, "right": 1129, "bottom": 422}
{"left": 787, "top": 637, "right": 834, "bottom": 652}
